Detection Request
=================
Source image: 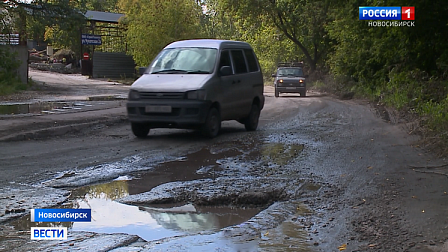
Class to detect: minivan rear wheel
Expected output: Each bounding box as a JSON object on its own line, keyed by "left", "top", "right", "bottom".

{"left": 201, "top": 107, "right": 221, "bottom": 138}
{"left": 244, "top": 103, "right": 260, "bottom": 131}
{"left": 131, "top": 123, "right": 150, "bottom": 138}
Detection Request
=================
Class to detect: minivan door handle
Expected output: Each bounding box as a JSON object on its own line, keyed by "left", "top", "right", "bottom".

{"left": 232, "top": 79, "right": 241, "bottom": 84}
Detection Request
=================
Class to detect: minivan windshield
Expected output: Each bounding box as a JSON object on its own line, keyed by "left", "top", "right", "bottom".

{"left": 149, "top": 48, "right": 217, "bottom": 74}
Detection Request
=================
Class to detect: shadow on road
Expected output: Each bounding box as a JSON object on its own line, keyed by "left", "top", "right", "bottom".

{"left": 134, "top": 126, "right": 248, "bottom": 141}
{"left": 277, "top": 93, "right": 327, "bottom": 98}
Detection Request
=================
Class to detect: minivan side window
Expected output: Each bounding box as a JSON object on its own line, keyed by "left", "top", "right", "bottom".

{"left": 219, "top": 50, "right": 233, "bottom": 74}
{"left": 244, "top": 49, "right": 259, "bottom": 72}
{"left": 230, "top": 50, "right": 248, "bottom": 74}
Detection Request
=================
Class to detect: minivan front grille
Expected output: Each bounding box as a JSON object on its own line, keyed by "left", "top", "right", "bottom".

{"left": 139, "top": 92, "right": 185, "bottom": 99}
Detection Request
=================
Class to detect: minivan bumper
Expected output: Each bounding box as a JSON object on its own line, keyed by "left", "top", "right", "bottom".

{"left": 127, "top": 100, "right": 212, "bottom": 128}
{"left": 276, "top": 86, "right": 306, "bottom": 93}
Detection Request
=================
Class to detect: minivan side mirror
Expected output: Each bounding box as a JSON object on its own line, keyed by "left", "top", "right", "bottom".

{"left": 220, "top": 66, "right": 232, "bottom": 76}
{"left": 271, "top": 74, "right": 276, "bottom": 77}
{"left": 138, "top": 67, "right": 147, "bottom": 75}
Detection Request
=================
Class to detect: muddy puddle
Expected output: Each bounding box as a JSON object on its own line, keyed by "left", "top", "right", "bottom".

{"left": 257, "top": 203, "right": 314, "bottom": 251}
{"left": 145, "top": 203, "right": 314, "bottom": 251}
{"left": 10, "top": 147, "right": 263, "bottom": 241}
{"left": 10, "top": 179, "right": 263, "bottom": 242}
{"left": 125, "top": 147, "right": 242, "bottom": 195}
{"left": 6, "top": 142, "right": 313, "bottom": 246}
{"left": 259, "top": 221, "right": 311, "bottom": 251}
{"left": 0, "top": 101, "right": 92, "bottom": 115}
{"left": 261, "top": 143, "right": 304, "bottom": 165}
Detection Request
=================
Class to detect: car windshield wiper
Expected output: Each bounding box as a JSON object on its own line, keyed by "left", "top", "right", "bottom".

{"left": 151, "top": 69, "right": 189, "bottom": 74}
{"left": 186, "top": 70, "right": 211, "bottom": 74}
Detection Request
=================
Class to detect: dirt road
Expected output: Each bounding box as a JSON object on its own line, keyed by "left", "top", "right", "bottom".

{"left": 1, "top": 70, "right": 448, "bottom": 251}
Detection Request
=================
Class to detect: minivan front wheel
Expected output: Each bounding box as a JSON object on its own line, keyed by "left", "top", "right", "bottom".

{"left": 131, "top": 123, "right": 150, "bottom": 138}
{"left": 244, "top": 103, "right": 260, "bottom": 131}
{"left": 201, "top": 107, "right": 221, "bottom": 138}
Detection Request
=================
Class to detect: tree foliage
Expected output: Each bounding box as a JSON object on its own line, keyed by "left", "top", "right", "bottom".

{"left": 118, "top": 0, "right": 204, "bottom": 66}
{"left": 219, "top": 0, "right": 333, "bottom": 72}
{"left": 200, "top": 0, "right": 301, "bottom": 77}
{"left": 86, "top": 0, "right": 119, "bottom": 12}
{"left": 1, "top": 0, "right": 87, "bottom": 54}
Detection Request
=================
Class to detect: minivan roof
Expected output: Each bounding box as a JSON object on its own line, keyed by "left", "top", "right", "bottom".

{"left": 165, "top": 39, "right": 252, "bottom": 50}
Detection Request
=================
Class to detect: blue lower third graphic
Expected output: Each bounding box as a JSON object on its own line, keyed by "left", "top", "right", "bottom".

{"left": 31, "top": 227, "right": 68, "bottom": 240}
{"left": 359, "top": 7, "right": 401, "bottom": 20}
{"left": 31, "top": 209, "right": 91, "bottom": 222}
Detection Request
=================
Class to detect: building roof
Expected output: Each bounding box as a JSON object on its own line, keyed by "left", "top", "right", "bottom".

{"left": 84, "top": 10, "right": 124, "bottom": 23}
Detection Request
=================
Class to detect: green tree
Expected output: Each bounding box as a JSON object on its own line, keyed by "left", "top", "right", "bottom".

{"left": 119, "top": 0, "right": 204, "bottom": 66}
{"left": 201, "top": 0, "right": 301, "bottom": 77}
{"left": 86, "top": 0, "right": 120, "bottom": 12}
{"left": 200, "top": 0, "right": 240, "bottom": 40}
{"left": 220, "top": 0, "right": 333, "bottom": 72}
{"left": 2, "top": 0, "right": 87, "bottom": 53}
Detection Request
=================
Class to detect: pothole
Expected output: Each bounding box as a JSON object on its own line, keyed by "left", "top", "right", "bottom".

{"left": 8, "top": 147, "right": 258, "bottom": 241}
{"left": 9, "top": 180, "right": 264, "bottom": 242}
{"left": 4, "top": 142, "right": 319, "bottom": 246}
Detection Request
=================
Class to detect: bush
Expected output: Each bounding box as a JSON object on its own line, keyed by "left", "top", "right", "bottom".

{"left": 0, "top": 47, "right": 26, "bottom": 95}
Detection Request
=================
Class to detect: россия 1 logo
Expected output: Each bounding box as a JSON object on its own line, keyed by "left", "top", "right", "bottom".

{"left": 401, "top": 7, "right": 415, "bottom": 20}
{"left": 359, "top": 6, "right": 415, "bottom": 26}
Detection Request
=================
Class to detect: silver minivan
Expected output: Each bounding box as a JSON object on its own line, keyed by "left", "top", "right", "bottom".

{"left": 126, "top": 39, "right": 265, "bottom": 138}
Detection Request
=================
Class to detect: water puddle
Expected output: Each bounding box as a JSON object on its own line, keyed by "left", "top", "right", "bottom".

{"left": 68, "top": 186, "right": 263, "bottom": 241}
{"left": 10, "top": 180, "right": 263, "bottom": 242}
{"left": 10, "top": 147, "right": 258, "bottom": 241}
{"left": 123, "top": 148, "right": 242, "bottom": 195}
{"left": 261, "top": 143, "right": 304, "bottom": 165}
{"left": 304, "top": 182, "right": 321, "bottom": 192}
{"left": 0, "top": 102, "right": 91, "bottom": 115}
{"left": 257, "top": 203, "right": 313, "bottom": 251}
{"left": 6, "top": 143, "right": 317, "bottom": 247}
{"left": 259, "top": 221, "right": 312, "bottom": 251}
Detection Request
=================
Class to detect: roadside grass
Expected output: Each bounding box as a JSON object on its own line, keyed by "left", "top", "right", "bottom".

{"left": 310, "top": 70, "right": 448, "bottom": 156}
{"left": 0, "top": 77, "right": 29, "bottom": 96}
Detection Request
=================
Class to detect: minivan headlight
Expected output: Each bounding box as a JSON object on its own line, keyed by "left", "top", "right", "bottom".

{"left": 186, "top": 90, "right": 206, "bottom": 100}
{"left": 128, "top": 90, "right": 140, "bottom": 100}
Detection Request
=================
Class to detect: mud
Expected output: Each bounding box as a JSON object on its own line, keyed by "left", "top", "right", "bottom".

{"left": 118, "top": 177, "right": 294, "bottom": 206}
{"left": 1, "top": 70, "right": 448, "bottom": 251}
{"left": 0, "top": 185, "right": 69, "bottom": 224}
